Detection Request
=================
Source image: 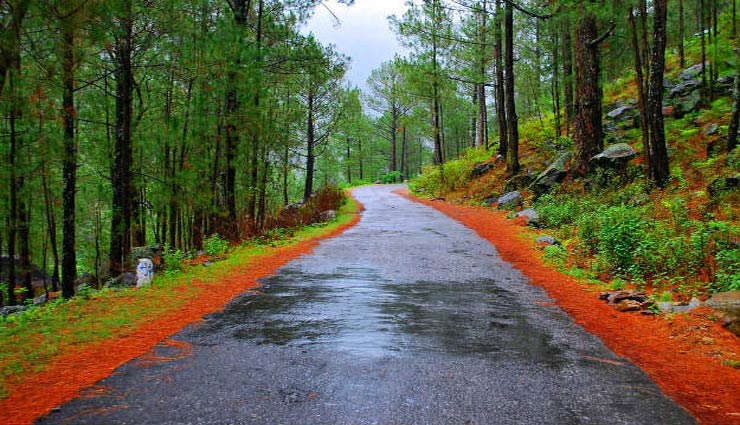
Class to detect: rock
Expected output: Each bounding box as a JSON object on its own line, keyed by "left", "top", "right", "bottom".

{"left": 590, "top": 143, "right": 637, "bottom": 169}
{"left": 707, "top": 290, "right": 740, "bottom": 315}
{"left": 471, "top": 162, "right": 492, "bottom": 178}
{"left": 720, "top": 313, "right": 740, "bottom": 337}
{"left": 516, "top": 209, "right": 540, "bottom": 227}
{"left": 716, "top": 75, "right": 735, "bottom": 96}
{"left": 674, "top": 90, "right": 702, "bottom": 116}
{"left": 482, "top": 196, "right": 498, "bottom": 207}
{"left": 0, "top": 305, "right": 28, "bottom": 317}
{"left": 106, "top": 272, "right": 137, "bottom": 289}
{"left": 615, "top": 299, "right": 643, "bottom": 312}
{"left": 530, "top": 152, "right": 570, "bottom": 196}
{"left": 504, "top": 174, "right": 534, "bottom": 193}
{"left": 319, "top": 209, "right": 337, "bottom": 222}
{"left": 136, "top": 258, "right": 155, "bottom": 288}
{"left": 130, "top": 244, "right": 164, "bottom": 270}
{"left": 497, "top": 191, "right": 522, "bottom": 210}
{"left": 702, "top": 123, "right": 720, "bottom": 136}
{"left": 669, "top": 79, "right": 702, "bottom": 98}
{"left": 670, "top": 297, "right": 704, "bottom": 313}
{"left": 663, "top": 78, "right": 675, "bottom": 90}
{"left": 708, "top": 175, "right": 740, "bottom": 197}
{"left": 656, "top": 301, "right": 675, "bottom": 313}
{"left": 606, "top": 105, "right": 638, "bottom": 129}
{"left": 680, "top": 62, "right": 708, "bottom": 81}
{"left": 602, "top": 290, "right": 649, "bottom": 304}
{"left": 536, "top": 235, "right": 560, "bottom": 246}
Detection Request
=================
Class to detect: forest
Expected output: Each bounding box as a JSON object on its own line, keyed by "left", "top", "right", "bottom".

{"left": 2, "top": 0, "right": 740, "bottom": 307}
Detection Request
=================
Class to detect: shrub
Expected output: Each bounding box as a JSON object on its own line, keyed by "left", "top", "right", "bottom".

{"left": 162, "top": 246, "right": 184, "bottom": 273}
{"left": 204, "top": 233, "right": 230, "bottom": 257}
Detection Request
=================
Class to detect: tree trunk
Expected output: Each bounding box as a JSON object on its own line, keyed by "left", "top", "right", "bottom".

{"left": 477, "top": 0, "right": 488, "bottom": 148}
{"left": 504, "top": 0, "right": 519, "bottom": 175}
{"left": 648, "top": 0, "right": 670, "bottom": 187}
{"left": 562, "top": 17, "right": 574, "bottom": 136}
{"left": 699, "top": 0, "right": 708, "bottom": 102}
{"left": 727, "top": 39, "right": 740, "bottom": 150}
{"left": 391, "top": 105, "right": 398, "bottom": 173}
{"left": 304, "top": 92, "right": 316, "bottom": 202}
{"left": 494, "top": 0, "right": 508, "bottom": 156}
{"left": 629, "top": 7, "right": 652, "bottom": 176}
{"left": 41, "top": 168, "right": 59, "bottom": 292}
{"left": 572, "top": 10, "right": 603, "bottom": 177}
{"left": 432, "top": 40, "right": 443, "bottom": 165}
{"left": 346, "top": 136, "right": 352, "bottom": 183}
{"left": 61, "top": 27, "right": 77, "bottom": 298}
{"left": 679, "top": 0, "right": 685, "bottom": 68}
{"left": 110, "top": 0, "right": 134, "bottom": 276}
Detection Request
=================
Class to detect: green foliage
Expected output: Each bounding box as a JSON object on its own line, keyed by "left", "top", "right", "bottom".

{"left": 162, "top": 246, "right": 184, "bottom": 274}
{"left": 381, "top": 171, "right": 403, "bottom": 184}
{"left": 410, "top": 147, "right": 492, "bottom": 195}
{"left": 204, "top": 234, "right": 230, "bottom": 257}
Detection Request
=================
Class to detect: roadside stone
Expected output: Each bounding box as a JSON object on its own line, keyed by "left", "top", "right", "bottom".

{"left": 530, "top": 152, "right": 570, "bottom": 196}
{"left": 536, "top": 235, "right": 560, "bottom": 246}
{"left": 497, "top": 191, "right": 522, "bottom": 210}
{"left": 482, "top": 196, "right": 498, "bottom": 207}
{"left": 671, "top": 297, "right": 704, "bottom": 313}
{"left": 516, "top": 209, "right": 540, "bottom": 227}
{"left": 136, "top": 258, "right": 155, "bottom": 288}
{"left": 471, "top": 162, "right": 492, "bottom": 178}
{"left": 319, "top": 210, "right": 337, "bottom": 222}
{"left": 615, "top": 299, "right": 643, "bottom": 312}
{"left": 706, "top": 290, "right": 740, "bottom": 314}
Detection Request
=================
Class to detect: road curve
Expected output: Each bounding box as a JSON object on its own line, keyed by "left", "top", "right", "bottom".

{"left": 38, "top": 185, "right": 695, "bottom": 425}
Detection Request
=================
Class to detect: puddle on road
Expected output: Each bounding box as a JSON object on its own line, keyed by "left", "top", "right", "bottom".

{"left": 189, "top": 267, "right": 565, "bottom": 368}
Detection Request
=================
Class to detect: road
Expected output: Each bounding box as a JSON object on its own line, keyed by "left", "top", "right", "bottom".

{"left": 39, "top": 185, "right": 695, "bottom": 424}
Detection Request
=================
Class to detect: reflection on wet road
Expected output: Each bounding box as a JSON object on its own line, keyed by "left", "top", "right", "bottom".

{"left": 39, "top": 185, "right": 695, "bottom": 424}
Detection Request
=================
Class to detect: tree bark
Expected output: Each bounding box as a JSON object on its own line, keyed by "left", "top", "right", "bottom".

{"left": 61, "top": 27, "right": 77, "bottom": 298}
{"left": 494, "top": 0, "right": 508, "bottom": 156}
{"left": 110, "top": 0, "right": 134, "bottom": 276}
{"left": 304, "top": 92, "right": 316, "bottom": 202}
{"left": 629, "top": 7, "right": 651, "bottom": 176}
{"left": 679, "top": 0, "right": 685, "bottom": 68}
{"left": 648, "top": 0, "right": 670, "bottom": 187}
{"left": 562, "top": 16, "right": 574, "bottom": 136}
{"left": 572, "top": 10, "right": 603, "bottom": 177}
{"left": 504, "top": 0, "right": 519, "bottom": 175}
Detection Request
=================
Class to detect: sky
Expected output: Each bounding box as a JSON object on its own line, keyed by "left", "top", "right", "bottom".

{"left": 303, "top": 0, "right": 410, "bottom": 92}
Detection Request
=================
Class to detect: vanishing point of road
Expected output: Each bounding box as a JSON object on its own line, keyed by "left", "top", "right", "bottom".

{"left": 39, "top": 185, "right": 695, "bottom": 424}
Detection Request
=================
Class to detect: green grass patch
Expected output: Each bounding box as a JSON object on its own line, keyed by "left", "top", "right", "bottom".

{"left": 0, "top": 196, "right": 360, "bottom": 399}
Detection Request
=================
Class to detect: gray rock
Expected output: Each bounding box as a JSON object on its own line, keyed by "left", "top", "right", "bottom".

{"left": 669, "top": 79, "right": 702, "bottom": 98}
{"left": 680, "top": 62, "right": 708, "bottom": 81}
{"left": 663, "top": 78, "right": 675, "bottom": 90}
{"left": 716, "top": 75, "right": 735, "bottom": 96}
{"left": 319, "top": 209, "right": 337, "bottom": 222}
{"left": 706, "top": 290, "right": 740, "bottom": 315}
{"left": 674, "top": 90, "right": 702, "bottom": 115}
{"left": 606, "top": 105, "right": 638, "bottom": 130}
{"left": 497, "top": 191, "right": 522, "bottom": 209}
{"left": 136, "top": 258, "right": 155, "bottom": 288}
{"left": 0, "top": 305, "right": 28, "bottom": 317}
{"left": 516, "top": 209, "right": 540, "bottom": 227}
{"left": 530, "top": 152, "right": 570, "bottom": 196}
{"left": 106, "top": 272, "right": 137, "bottom": 288}
{"left": 670, "top": 297, "right": 704, "bottom": 313}
{"left": 471, "top": 162, "right": 492, "bottom": 178}
{"left": 482, "top": 196, "right": 498, "bottom": 207}
{"left": 591, "top": 143, "right": 637, "bottom": 168}
{"left": 536, "top": 235, "right": 560, "bottom": 246}
{"left": 702, "top": 123, "right": 720, "bottom": 136}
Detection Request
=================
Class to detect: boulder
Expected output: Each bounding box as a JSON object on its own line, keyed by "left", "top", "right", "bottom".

{"left": 606, "top": 105, "right": 638, "bottom": 129}
{"left": 497, "top": 191, "right": 522, "bottom": 209}
{"left": 680, "top": 62, "right": 708, "bottom": 81}
{"left": 105, "top": 272, "right": 137, "bottom": 289}
{"left": 319, "top": 209, "right": 337, "bottom": 222}
{"left": 590, "top": 143, "right": 637, "bottom": 168}
{"left": 706, "top": 291, "right": 740, "bottom": 337}
{"left": 674, "top": 90, "right": 702, "bottom": 116}
{"left": 615, "top": 299, "right": 643, "bottom": 312}
{"left": 669, "top": 79, "right": 702, "bottom": 98}
{"left": 482, "top": 196, "right": 498, "bottom": 207}
{"left": 530, "top": 152, "right": 570, "bottom": 196}
{"left": 0, "top": 305, "right": 28, "bottom": 318}
{"left": 471, "top": 162, "right": 492, "bottom": 178}
{"left": 536, "top": 235, "right": 560, "bottom": 246}
{"left": 716, "top": 75, "right": 735, "bottom": 96}
{"left": 516, "top": 209, "right": 540, "bottom": 227}
{"left": 702, "top": 123, "right": 720, "bottom": 136}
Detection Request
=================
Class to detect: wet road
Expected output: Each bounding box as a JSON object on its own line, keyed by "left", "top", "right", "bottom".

{"left": 39, "top": 185, "right": 695, "bottom": 424}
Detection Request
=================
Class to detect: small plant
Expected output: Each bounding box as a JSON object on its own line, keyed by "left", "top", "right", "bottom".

{"left": 204, "top": 233, "right": 230, "bottom": 257}
{"left": 162, "top": 245, "right": 184, "bottom": 274}
{"left": 76, "top": 284, "right": 96, "bottom": 300}
{"left": 723, "top": 359, "right": 740, "bottom": 369}
{"left": 542, "top": 244, "right": 567, "bottom": 268}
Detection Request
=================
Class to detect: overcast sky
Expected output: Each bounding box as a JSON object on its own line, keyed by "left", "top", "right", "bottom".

{"left": 303, "top": 0, "right": 409, "bottom": 91}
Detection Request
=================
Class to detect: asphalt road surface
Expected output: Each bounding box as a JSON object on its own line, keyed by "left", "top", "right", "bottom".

{"left": 39, "top": 185, "right": 695, "bottom": 425}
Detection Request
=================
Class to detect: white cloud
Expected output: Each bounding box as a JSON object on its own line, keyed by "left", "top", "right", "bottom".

{"left": 304, "top": 0, "right": 409, "bottom": 91}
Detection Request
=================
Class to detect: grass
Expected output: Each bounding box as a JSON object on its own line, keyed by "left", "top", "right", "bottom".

{"left": 0, "top": 196, "right": 359, "bottom": 399}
